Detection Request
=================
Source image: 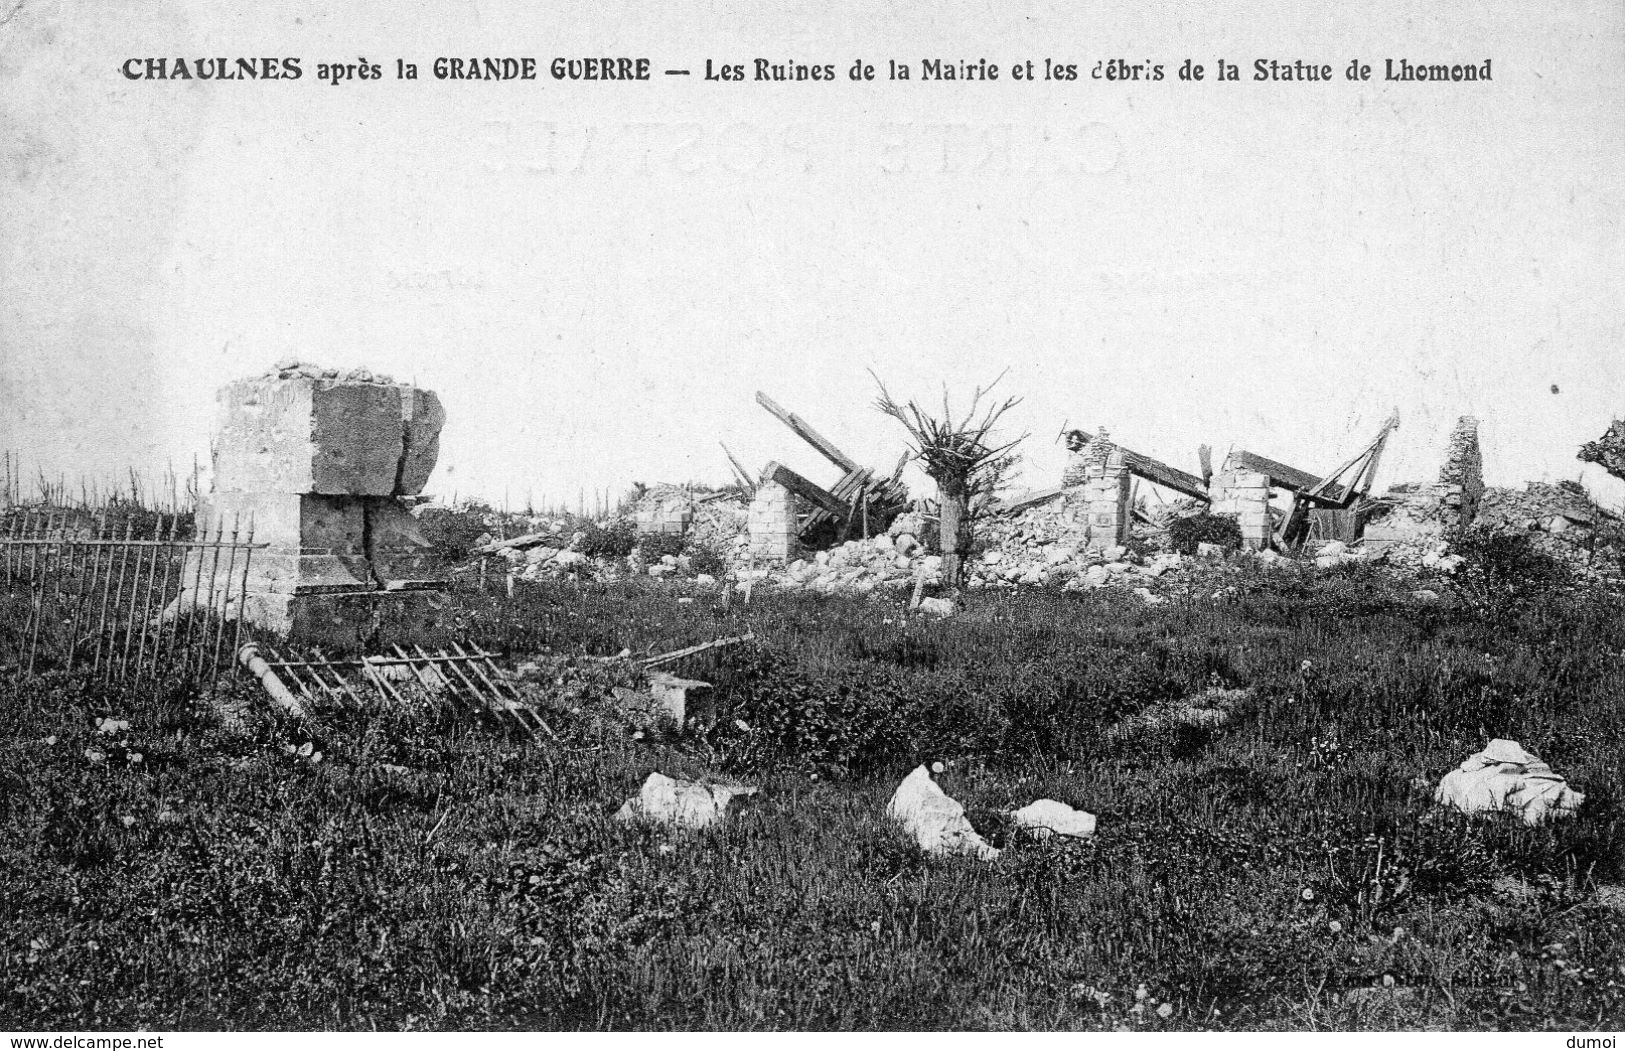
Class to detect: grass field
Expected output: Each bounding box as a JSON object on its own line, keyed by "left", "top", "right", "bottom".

{"left": 3, "top": 555, "right": 1624, "bottom": 1030}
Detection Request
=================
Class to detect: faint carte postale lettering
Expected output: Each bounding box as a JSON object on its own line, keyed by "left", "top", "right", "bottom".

{"left": 476, "top": 119, "right": 1121, "bottom": 177}
{"left": 387, "top": 269, "right": 490, "bottom": 292}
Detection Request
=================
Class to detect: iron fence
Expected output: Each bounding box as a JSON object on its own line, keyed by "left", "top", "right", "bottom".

{"left": 0, "top": 507, "right": 262, "bottom": 687}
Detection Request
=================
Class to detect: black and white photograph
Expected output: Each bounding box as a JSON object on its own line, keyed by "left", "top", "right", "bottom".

{"left": 2, "top": 0, "right": 1623, "bottom": 1039}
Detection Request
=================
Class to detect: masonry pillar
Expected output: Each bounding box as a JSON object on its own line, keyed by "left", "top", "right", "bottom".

{"left": 746, "top": 481, "right": 799, "bottom": 564}
{"left": 1083, "top": 453, "right": 1131, "bottom": 551}
{"left": 1210, "top": 468, "right": 1272, "bottom": 549}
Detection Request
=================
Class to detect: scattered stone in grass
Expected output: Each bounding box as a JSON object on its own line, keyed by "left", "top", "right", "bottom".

{"left": 1107, "top": 685, "right": 1253, "bottom": 742}
{"left": 43, "top": 735, "right": 56, "bottom": 746}
{"left": 614, "top": 772, "right": 758, "bottom": 830}
{"left": 83, "top": 749, "right": 105, "bottom": 763}
{"left": 1341, "top": 983, "right": 1421, "bottom": 1007}
{"left": 916, "top": 596, "right": 956, "bottom": 617}
{"left": 1434, "top": 738, "right": 1584, "bottom": 825}
{"left": 885, "top": 765, "right": 999, "bottom": 862}
{"left": 1009, "top": 798, "right": 1097, "bottom": 840}
{"left": 95, "top": 717, "right": 130, "bottom": 734}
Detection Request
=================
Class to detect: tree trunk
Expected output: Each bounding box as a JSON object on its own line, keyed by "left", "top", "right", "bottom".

{"left": 939, "top": 487, "right": 966, "bottom": 589}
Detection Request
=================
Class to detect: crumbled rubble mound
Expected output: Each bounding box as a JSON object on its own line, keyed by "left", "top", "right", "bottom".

{"left": 1579, "top": 419, "right": 1625, "bottom": 481}
{"left": 1369, "top": 478, "right": 1618, "bottom": 570}
{"left": 1435, "top": 738, "right": 1584, "bottom": 826}
{"left": 628, "top": 483, "right": 748, "bottom": 560}
{"left": 1478, "top": 481, "right": 1612, "bottom": 535}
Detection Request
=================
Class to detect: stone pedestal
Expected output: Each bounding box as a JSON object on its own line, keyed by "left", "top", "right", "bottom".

{"left": 186, "top": 367, "right": 450, "bottom": 641}
{"left": 1083, "top": 459, "right": 1130, "bottom": 551}
{"left": 746, "top": 481, "right": 799, "bottom": 564}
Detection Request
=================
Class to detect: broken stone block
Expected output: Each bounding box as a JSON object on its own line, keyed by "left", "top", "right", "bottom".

{"left": 885, "top": 765, "right": 999, "bottom": 861}
{"left": 614, "top": 772, "right": 758, "bottom": 829}
{"left": 364, "top": 497, "right": 448, "bottom": 586}
{"left": 1010, "top": 799, "right": 1097, "bottom": 840}
{"left": 1435, "top": 739, "right": 1584, "bottom": 826}
{"left": 646, "top": 671, "right": 713, "bottom": 729}
{"left": 397, "top": 389, "right": 446, "bottom": 496}
{"left": 212, "top": 375, "right": 444, "bottom": 496}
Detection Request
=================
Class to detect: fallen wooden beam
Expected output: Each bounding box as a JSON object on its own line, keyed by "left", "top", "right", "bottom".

{"left": 803, "top": 466, "right": 873, "bottom": 535}
{"left": 1228, "top": 450, "right": 1350, "bottom": 503}
{"left": 642, "top": 632, "right": 757, "bottom": 668}
{"left": 755, "top": 392, "right": 861, "bottom": 475}
{"left": 1064, "top": 428, "right": 1210, "bottom": 502}
{"left": 994, "top": 486, "right": 1068, "bottom": 514}
{"left": 720, "top": 442, "right": 757, "bottom": 493}
{"left": 474, "top": 531, "right": 569, "bottom": 556}
{"left": 761, "top": 461, "right": 849, "bottom": 517}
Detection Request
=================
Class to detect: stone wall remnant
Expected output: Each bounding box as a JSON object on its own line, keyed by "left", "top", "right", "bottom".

{"left": 1435, "top": 415, "right": 1484, "bottom": 529}
{"left": 1364, "top": 415, "right": 1486, "bottom": 549}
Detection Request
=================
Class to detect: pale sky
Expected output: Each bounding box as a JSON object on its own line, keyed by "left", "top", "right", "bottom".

{"left": 3, "top": 0, "right": 1622, "bottom": 510}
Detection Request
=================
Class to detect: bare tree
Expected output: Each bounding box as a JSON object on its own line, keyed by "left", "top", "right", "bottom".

{"left": 872, "top": 370, "right": 1025, "bottom": 588}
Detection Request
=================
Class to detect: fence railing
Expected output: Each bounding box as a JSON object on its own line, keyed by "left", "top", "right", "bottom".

{"left": 239, "top": 641, "right": 554, "bottom": 737}
{"left": 0, "top": 507, "right": 262, "bottom": 687}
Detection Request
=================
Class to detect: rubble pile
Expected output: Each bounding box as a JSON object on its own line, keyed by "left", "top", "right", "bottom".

{"left": 1579, "top": 419, "right": 1625, "bottom": 481}
{"left": 1363, "top": 416, "right": 1486, "bottom": 561}
{"left": 719, "top": 494, "right": 1188, "bottom": 598}
{"left": 628, "top": 484, "right": 748, "bottom": 556}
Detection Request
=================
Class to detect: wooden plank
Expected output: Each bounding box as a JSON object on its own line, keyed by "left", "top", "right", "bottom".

{"left": 761, "top": 461, "right": 848, "bottom": 517}
{"left": 994, "top": 486, "right": 1068, "bottom": 514}
{"left": 720, "top": 443, "right": 756, "bottom": 493}
{"left": 755, "top": 392, "right": 861, "bottom": 474}
{"left": 1119, "top": 449, "right": 1210, "bottom": 503}
{"left": 1230, "top": 450, "right": 1325, "bottom": 493}
{"left": 803, "top": 467, "right": 871, "bottom": 533}
{"left": 1063, "top": 427, "right": 1209, "bottom": 502}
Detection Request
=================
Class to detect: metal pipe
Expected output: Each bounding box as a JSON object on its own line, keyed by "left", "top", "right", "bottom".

{"left": 238, "top": 642, "right": 309, "bottom": 719}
